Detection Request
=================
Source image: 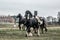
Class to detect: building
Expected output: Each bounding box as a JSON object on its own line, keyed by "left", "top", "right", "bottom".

{"left": 46, "top": 16, "right": 53, "bottom": 25}
{"left": 46, "top": 16, "right": 53, "bottom": 22}
{"left": 0, "top": 15, "right": 15, "bottom": 24}
{"left": 46, "top": 16, "right": 58, "bottom": 25}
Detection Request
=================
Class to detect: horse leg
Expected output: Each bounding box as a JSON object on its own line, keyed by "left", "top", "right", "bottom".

{"left": 40, "top": 27, "right": 44, "bottom": 34}
{"left": 25, "top": 26, "right": 27, "bottom": 30}
{"left": 20, "top": 24, "right": 23, "bottom": 30}
{"left": 37, "top": 28, "right": 40, "bottom": 36}
{"left": 25, "top": 26, "right": 33, "bottom": 37}
{"left": 25, "top": 27, "right": 29, "bottom": 37}
{"left": 18, "top": 24, "right": 21, "bottom": 30}
{"left": 44, "top": 27, "right": 47, "bottom": 32}
{"left": 44, "top": 24, "right": 48, "bottom": 32}
{"left": 34, "top": 28, "right": 37, "bottom": 34}
{"left": 28, "top": 27, "right": 33, "bottom": 36}
{"left": 30, "top": 27, "right": 33, "bottom": 34}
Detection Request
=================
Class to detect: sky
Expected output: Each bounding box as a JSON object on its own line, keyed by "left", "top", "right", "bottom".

{"left": 0, "top": 0, "right": 60, "bottom": 17}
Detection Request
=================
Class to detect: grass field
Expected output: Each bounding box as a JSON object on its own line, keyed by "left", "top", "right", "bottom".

{"left": 0, "top": 27, "right": 60, "bottom": 40}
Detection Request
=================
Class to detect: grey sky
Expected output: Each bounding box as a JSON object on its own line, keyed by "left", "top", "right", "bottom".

{"left": 0, "top": 0, "right": 60, "bottom": 17}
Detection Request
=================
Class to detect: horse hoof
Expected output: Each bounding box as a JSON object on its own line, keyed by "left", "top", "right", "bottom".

{"left": 42, "top": 32, "right": 44, "bottom": 34}
{"left": 37, "top": 35, "right": 40, "bottom": 37}
{"left": 25, "top": 35, "right": 27, "bottom": 37}
{"left": 45, "top": 29, "right": 48, "bottom": 32}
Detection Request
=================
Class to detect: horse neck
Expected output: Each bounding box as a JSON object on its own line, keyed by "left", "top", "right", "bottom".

{"left": 19, "top": 16, "right": 22, "bottom": 21}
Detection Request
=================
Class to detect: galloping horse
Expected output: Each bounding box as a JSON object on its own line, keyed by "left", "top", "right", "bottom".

{"left": 16, "top": 13, "right": 26, "bottom": 30}
{"left": 25, "top": 10, "right": 41, "bottom": 37}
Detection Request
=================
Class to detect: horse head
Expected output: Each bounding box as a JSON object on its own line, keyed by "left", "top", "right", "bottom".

{"left": 25, "top": 10, "right": 33, "bottom": 20}
{"left": 17, "top": 13, "right": 22, "bottom": 21}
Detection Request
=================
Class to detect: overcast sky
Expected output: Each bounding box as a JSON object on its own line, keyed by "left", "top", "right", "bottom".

{"left": 0, "top": 0, "right": 60, "bottom": 17}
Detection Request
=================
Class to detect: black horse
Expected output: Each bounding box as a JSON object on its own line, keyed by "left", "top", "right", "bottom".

{"left": 16, "top": 13, "right": 26, "bottom": 30}
{"left": 24, "top": 10, "right": 40, "bottom": 37}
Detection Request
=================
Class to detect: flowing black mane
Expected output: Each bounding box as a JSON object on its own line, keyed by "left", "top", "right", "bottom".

{"left": 25, "top": 10, "right": 33, "bottom": 19}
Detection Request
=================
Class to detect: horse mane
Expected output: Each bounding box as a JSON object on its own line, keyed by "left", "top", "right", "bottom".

{"left": 25, "top": 10, "right": 33, "bottom": 19}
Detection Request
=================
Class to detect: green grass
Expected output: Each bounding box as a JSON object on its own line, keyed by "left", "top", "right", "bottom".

{"left": 0, "top": 27, "right": 60, "bottom": 40}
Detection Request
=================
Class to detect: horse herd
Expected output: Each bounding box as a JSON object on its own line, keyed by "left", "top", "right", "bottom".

{"left": 16, "top": 10, "right": 47, "bottom": 37}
